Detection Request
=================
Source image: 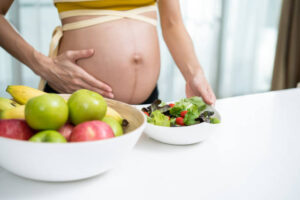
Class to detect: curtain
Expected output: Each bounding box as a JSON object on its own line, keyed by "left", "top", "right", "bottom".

{"left": 217, "top": 0, "right": 282, "bottom": 98}
{"left": 271, "top": 0, "right": 300, "bottom": 90}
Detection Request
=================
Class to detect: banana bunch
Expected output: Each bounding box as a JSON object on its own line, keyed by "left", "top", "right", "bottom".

{"left": 106, "top": 107, "right": 123, "bottom": 124}
{"left": 0, "top": 85, "right": 124, "bottom": 124}
{"left": 6, "top": 85, "right": 46, "bottom": 104}
{"left": 0, "top": 97, "right": 24, "bottom": 119}
{"left": 0, "top": 105, "right": 25, "bottom": 119}
{"left": 0, "top": 85, "right": 44, "bottom": 120}
{"left": 0, "top": 97, "right": 20, "bottom": 112}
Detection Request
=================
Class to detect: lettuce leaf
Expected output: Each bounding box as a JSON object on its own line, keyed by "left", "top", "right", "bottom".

{"left": 169, "top": 99, "right": 192, "bottom": 117}
{"left": 148, "top": 110, "right": 170, "bottom": 127}
{"left": 170, "top": 117, "right": 176, "bottom": 126}
{"left": 184, "top": 104, "right": 200, "bottom": 126}
{"left": 169, "top": 97, "right": 206, "bottom": 117}
{"left": 210, "top": 117, "right": 220, "bottom": 124}
{"left": 142, "top": 99, "right": 170, "bottom": 116}
{"left": 186, "top": 96, "right": 206, "bottom": 112}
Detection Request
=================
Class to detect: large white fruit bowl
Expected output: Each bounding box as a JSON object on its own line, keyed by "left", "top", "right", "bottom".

{"left": 0, "top": 97, "right": 146, "bottom": 182}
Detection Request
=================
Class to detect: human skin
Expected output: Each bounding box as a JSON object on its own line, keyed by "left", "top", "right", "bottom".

{"left": 58, "top": 12, "right": 160, "bottom": 104}
{"left": 0, "top": 0, "right": 216, "bottom": 105}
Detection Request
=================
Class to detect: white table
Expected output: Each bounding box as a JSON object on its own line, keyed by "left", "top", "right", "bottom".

{"left": 1, "top": 89, "right": 300, "bottom": 200}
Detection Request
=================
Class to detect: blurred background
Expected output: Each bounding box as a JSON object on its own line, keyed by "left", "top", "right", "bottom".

{"left": 0, "top": 0, "right": 283, "bottom": 101}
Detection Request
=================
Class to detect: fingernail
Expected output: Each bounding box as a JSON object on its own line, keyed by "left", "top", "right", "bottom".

{"left": 109, "top": 93, "right": 114, "bottom": 98}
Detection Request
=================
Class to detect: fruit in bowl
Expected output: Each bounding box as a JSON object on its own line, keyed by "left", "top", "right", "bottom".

{"left": 25, "top": 94, "right": 69, "bottom": 130}
{"left": 140, "top": 97, "right": 221, "bottom": 145}
{"left": 58, "top": 123, "right": 74, "bottom": 141}
{"left": 0, "top": 86, "right": 128, "bottom": 143}
{"left": 68, "top": 89, "right": 107, "bottom": 125}
{"left": 0, "top": 119, "right": 34, "bottom": 140}
{"left": 70, "top": 120, "right": 114, "bottom": 142}
{"left": 29, "top": 130, "right": 67, "bottom": 143}
{"left": 102, "top": 116, "right": 124, "bottom": 137}
{"left": 0, "top": 85, "right": 146, "bottom": 181}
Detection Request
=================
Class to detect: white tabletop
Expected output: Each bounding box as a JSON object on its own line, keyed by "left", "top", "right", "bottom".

{"left": 1, "top": 89, "right": 300, "bottom": 200}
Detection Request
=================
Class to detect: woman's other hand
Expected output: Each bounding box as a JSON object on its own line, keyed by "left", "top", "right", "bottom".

{"left": 38, "top": 49, "right": 114, "bottom": 98}
{"left": 185, "top": 69, "right": 216, "bottom": 105}
{"left": 158, "top": 0, "right": 216, "bottom": 105}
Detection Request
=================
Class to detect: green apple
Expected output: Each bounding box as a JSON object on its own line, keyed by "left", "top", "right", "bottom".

{"left": 29, "top": 130, "right": 67, "bottom": 143}
{"left": 25, "top": 94, "right": 68, "bottom": 130}
{"left": 102, "top": 116, "right": 123, "bottom": 137}
{"left": 68, "top": 89, "right": 107, "bottom": 125}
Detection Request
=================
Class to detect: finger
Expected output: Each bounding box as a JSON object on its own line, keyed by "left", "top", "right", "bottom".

{"left": 202, "top": 86, "right": 215, "bottom": 105}
{"left": 208, "top": 86, "right": 216, "bottom": 105}
{"left": 95, "top": 89, "right": 114, "bottom": 99}
{"left": 201, "top": 91, "right": 212, "bottom": 105}
{"left": 47, "top": 83, "right": 67, "bottom": 94}
{"left": 66, "top": 49, "right": 95, "bottom": 62}
{"left": 194, "top": 83, "right": 211, "bottom": 105}
{"left": 206, "top": 83, "right": 216, "bottom": 104}
{"left": 79, "top": 69, "right": 113, "bottom": 92}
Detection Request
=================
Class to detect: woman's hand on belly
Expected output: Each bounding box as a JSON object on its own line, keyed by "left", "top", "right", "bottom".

{"left": 39, "top": 49, "right": 114, "bottom": 97}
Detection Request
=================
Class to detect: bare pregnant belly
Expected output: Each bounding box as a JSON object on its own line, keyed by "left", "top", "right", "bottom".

{"left": 57, "top": 13, "right": 160, "bottom": 104}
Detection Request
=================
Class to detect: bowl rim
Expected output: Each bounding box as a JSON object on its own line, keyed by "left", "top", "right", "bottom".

{"left": 146, "top": 120, "right": 221, "bottom": 129}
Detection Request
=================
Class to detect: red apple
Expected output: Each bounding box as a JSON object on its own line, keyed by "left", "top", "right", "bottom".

{"left": 70, "top": 120, "right": 114, "bottom": 142}
{"left": 58, "top": 123, "right": 74, "bottom": 141}
{"left": 0, "top": 119, "right": 34, "bottom": 140}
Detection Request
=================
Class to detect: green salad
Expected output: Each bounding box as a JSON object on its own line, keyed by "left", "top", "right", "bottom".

{"left": 142, "top": 97, "right": 221, "bottom": 127}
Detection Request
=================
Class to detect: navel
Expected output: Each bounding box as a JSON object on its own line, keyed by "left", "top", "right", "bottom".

{"left": 132, "top": 53, "right": 143, "bottom": 64}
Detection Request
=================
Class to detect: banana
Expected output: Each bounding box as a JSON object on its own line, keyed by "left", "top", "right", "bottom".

{"left": 105, "top": 106, "right": 123, "bottom": 124}
{"left": 0, "top": 105, "right": 25, "bottom": 120}
{"left": 0, "top": 97, "right": 20, "bottom": 112}
{"left": 6, "top": 85, "right": 46, "bottom": 105}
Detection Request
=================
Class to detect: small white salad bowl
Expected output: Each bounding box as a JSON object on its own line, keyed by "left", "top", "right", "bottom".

{"left": 136, "top": 104, "right": 221, "bottom": 145}
{"left": 0, "top": 97, "right": 146, "bottom": 182}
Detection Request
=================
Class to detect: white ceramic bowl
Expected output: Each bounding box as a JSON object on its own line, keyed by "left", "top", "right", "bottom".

{"left": 0, "top": 98, "right": 146, "bottom": 182}
{"left": 136, "top": 104, "right": 221, "bottom": 145}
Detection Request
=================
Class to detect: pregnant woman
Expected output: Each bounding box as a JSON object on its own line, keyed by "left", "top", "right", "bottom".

{"left": 0, "top": 0, "right": 216, "bottom": 105}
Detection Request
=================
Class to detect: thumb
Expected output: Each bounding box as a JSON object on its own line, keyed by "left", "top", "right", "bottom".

{"left": 202, "top": 87, "right": 216, "bottom": 105}
{"left": 67, "top": 49, "right": 94, "bottom": 62}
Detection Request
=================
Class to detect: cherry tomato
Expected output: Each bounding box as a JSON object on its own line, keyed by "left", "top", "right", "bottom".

{"left": 144, "top": 111, "right": 149, "bottom": 116}
{"left": 180, "top": 110, "right": 188, "bottom": 118}
{"left": 175, "top": 117, "right": 185, "bottom": 126}
{"left": 169, "top": 103, "right": 175, "bottom": 108}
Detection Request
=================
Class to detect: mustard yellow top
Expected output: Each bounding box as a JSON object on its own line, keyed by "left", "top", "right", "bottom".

{"left": 54, "top": 0, "right": 156, "bottom": 12}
